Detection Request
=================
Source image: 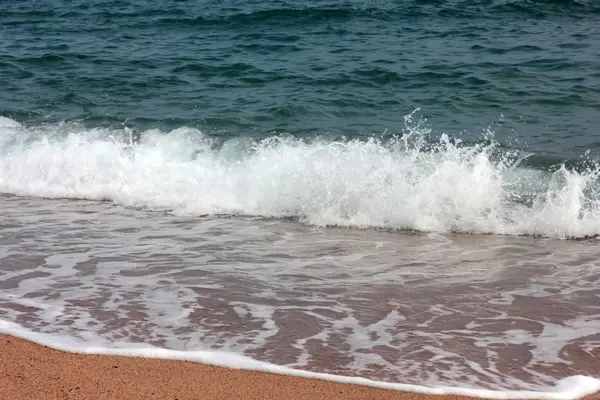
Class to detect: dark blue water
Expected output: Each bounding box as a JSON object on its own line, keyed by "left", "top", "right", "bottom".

{"left": 2, "top": 0, "right": 599, "bottom": 156}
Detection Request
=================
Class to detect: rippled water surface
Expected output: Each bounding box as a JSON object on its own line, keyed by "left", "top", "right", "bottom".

{"left": 1, "top": 0, "right": 599, "bottom": 156}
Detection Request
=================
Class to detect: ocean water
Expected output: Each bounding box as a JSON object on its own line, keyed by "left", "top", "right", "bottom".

{"left": 1, "top": 0, "right": 600, "bottom": 398}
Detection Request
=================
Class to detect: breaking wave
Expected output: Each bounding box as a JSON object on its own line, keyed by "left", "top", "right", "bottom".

{"left": 1, "top": 114, "right": 599, "bottom": 239}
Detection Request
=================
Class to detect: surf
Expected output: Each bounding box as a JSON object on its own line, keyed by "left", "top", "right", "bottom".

{"left": 1, "top": 114, "right": 599, "bottom": 239}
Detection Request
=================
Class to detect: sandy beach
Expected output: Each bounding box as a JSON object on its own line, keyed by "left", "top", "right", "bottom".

{"left": 1, "top": 334, "right": 598, "bottom": 400}
{"left": 0, "top": 334, "right": 494, "bottom": 400}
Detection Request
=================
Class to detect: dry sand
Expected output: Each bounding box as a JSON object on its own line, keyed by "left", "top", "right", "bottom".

{"left": 1, "top": 334, "right": 598, "bottom": 400}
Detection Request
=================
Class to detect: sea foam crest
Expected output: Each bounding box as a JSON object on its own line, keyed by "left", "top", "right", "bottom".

{"left": 0, "top": 115, "right": 599, "bottom": 239}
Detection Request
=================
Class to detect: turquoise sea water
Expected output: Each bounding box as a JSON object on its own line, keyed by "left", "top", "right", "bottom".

{"left": 1, "top": 1, "right": 600, "bottom": 396}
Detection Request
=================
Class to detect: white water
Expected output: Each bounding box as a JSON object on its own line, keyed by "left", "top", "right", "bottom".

{"left": 1, "top": 319, "right": 598, "bottom": 400}
{"left": 1, "top": 115, "right": 600, "bottom": 239}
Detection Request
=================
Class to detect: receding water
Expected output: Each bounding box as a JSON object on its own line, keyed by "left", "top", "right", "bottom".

{"left": 1, "top": 196, "right": 599, "bottom": 395}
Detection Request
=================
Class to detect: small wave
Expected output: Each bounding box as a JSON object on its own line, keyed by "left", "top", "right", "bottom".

{"left": 1, "top": 114, "right": 599, "bottom": 239}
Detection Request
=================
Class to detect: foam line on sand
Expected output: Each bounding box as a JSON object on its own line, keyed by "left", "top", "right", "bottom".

{"left": 1, "top": 320, "right": 599, "bottom": 400}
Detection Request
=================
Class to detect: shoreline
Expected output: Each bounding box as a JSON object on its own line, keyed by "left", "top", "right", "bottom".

{"left": 1, "top": 334, "right": 599, "bottom": 400}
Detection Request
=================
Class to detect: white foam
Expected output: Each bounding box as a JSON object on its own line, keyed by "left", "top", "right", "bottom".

{"left": 1, "top": 116, "right": 600, "bottom": 239}
{"left": 0, "top": 319, "right": 597, "bottom": 399}
{"left": 0, "top": 116, "right": 21, "bottom": 129}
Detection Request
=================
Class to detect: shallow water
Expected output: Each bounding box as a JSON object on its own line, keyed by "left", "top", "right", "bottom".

{"left": 1, "top": 195, "right": 599, "bottom": 392}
